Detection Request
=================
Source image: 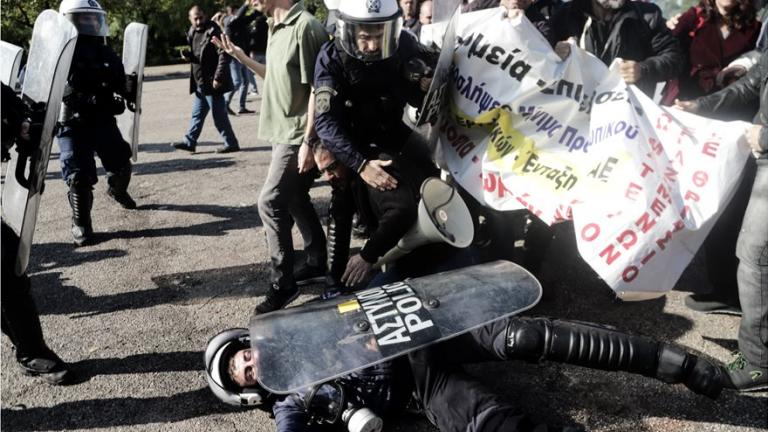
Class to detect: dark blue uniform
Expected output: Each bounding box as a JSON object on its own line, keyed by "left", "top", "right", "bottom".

{"left": 312, "top": 32, "right": 438, "bottom": 286}
{"left": 58, "top": 37, "right": 132, "bottom": 188}
{"left": 58, "top": 36, "right": 136, "bottom": 245}
{"left": 313, "top": 31, "right": 437, "bottom": 172}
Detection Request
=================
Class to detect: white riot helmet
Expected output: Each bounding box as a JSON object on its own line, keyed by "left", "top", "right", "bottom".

{"left": 336, "top": 0, "right": 403, "bottom": 62}
{"left": 324, "top": 0, "right": 341, "bottom": 11}
{"left": 204, "top": 328, "right": 270, "bottom": 407}
{"left": 59, "top": 0, "right": 109, "bottom": 37}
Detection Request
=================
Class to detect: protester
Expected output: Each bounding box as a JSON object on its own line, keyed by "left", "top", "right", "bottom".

{"left": 2, "top": 83, "right": 71, "bottom": 385}
{"left": 205, "top": 314, "right": 725, "bottom": 432}
{"left": 675, "top": 52, "right": 767, "bottom": 392}
{"left": 667, "top": 0, "right": 760, "bottom": 101}
{"left": 224, "top": 0, "right": 260, "bottom": 114}
{"left": 500, "top": 0, "right": 555, "bottom": 45}
{"left": 419, "top": 0, "right": 433, "bottom": 25}
{"left": 213, "top": 0, "right": 330, "bottom": 314}
{"left": 56, "top": 0, "right": 139, "bottom": 246}
{"left": 175, "top": 6, "right": 240, "bottom": 154}
{"left": 551, "top": 0, "right": 683, "bottom": 97}
{"left": 400, "top": 0, "right": 419, "bottom": 33}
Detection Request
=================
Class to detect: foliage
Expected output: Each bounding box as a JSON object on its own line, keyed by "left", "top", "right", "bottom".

{"left": 3, "top": 0, "right": 232, "bottom": 65}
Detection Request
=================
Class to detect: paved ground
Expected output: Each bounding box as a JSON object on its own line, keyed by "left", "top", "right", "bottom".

{"left": 1, "top": 64, "right": 766, "bottom": 432}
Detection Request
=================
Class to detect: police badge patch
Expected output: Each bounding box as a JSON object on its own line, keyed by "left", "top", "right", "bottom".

{"left": 367, "top": 0, "right": 381, "bottom": 13}
{"left": 314, "top": 86, "right": 335, "bottom": 114}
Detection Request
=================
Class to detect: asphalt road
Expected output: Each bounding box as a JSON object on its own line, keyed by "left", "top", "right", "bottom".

{"left": 1, "top": 64, "right": 766, "bottom": 432}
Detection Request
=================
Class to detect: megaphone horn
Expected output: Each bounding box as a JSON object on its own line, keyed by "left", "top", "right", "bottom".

{"left": 375, "top": 177, "right": 474, "bottom": 268}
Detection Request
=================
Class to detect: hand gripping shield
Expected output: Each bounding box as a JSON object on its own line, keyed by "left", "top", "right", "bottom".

{"left": 1, "top": 10, "right": 78, "bottom": 276}
{"left": 249, "top": 260, "right": 542, "bottom": 394}
{"left": 116, "top": 22, "right": 148, "bottom": 161}
{"left": 0, "top": 41, "right": 24, "bottom": 91}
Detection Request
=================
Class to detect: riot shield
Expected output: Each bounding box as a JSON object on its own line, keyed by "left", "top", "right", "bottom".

{"left": 416, "top": 1, "right": 461, "bottom": 127}
{"left": 250, "top": 260, "right": 542, "bottom": 394}
{"left": 116, "top": 22, "right": 148, "bottom": 162}
{"left": 0, "top": 41, "right": 23, "bottom": 91}
{"left": 1, "top": 10, "right": 78, "bottom": 276}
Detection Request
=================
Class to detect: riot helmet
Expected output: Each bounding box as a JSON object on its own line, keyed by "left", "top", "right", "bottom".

{"left": 336, "top": 0, "right": 403, "bottom": 62}
{"left": 59, "top": 0, "right": 109, "bottom": 37}
{"left": 204, "top": 328, "right": 269, "bottom": 407}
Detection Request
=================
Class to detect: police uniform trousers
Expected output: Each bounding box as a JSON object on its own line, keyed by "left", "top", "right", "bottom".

{"left": 57, "top": 118, "right": 132, "bottom": 186}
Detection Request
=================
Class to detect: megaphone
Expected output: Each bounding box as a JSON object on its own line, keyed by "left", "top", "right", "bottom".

{"left": 376, "top": 177, "right": 474, "bottom": 268}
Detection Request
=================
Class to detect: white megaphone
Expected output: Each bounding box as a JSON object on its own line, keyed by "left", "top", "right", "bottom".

{"left": 376, "top": 177, "right": 474, "bottom": 268}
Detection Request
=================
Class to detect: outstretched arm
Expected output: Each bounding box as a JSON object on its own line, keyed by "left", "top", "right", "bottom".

{"left": 212, "top": 34, "right": 266, "bottom": 78}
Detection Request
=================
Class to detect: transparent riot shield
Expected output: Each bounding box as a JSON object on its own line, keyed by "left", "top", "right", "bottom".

{"left": 1, "top": 41, "right": 23, "bottom": 91}
{"left": 1, "top": 10, "right": 78, "bottom": 276}
{"left": 250, "top": 260, "right": 542, "bottom": 394}
{"left": 116, "top": 22, "right": 148, "bottom": 161}
{"left": 416, "top": 1, "right": 460, "bottom": 127}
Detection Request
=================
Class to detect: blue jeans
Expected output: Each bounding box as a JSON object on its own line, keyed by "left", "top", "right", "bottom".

{"left": 184, "top": 90, "right": 239, "bottom": 149}
{"left": 226, "top": 61, "right": 249, "bottom": 111}
{"left": 736, "top": 157, "right": 768, "bottom": 367}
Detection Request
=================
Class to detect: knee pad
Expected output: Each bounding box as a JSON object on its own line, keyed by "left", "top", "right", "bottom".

{"left": 66, "top": 173, "right": 94, "bottom": 191}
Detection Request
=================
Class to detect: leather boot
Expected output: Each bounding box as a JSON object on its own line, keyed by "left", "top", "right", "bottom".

{"left": 505, "top": 317, "right": 727, "bottom": 399}
{"left": 106, "top": 164, "right": 136, "bottom": 209}
{"left": 68, "top": 186, "right": 93, "bottom": 246}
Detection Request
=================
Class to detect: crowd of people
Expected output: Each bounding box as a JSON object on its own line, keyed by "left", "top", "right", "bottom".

{"left": 1, "top": 0, "right": 766, "bottom": 430}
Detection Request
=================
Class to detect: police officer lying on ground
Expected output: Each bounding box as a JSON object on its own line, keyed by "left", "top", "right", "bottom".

{"left": 312, "top": 0, "right": 439, "bottom": 293}
{"left": 204, "top": 142, "right": 726, "bottom": 432}
{"left": 57, "top": 0, "right": 140, "bottom": 246}
{"left": 1, "top": 83, "right": 71, "bottom": 384}
{"left": 206, "top": 319, "right": 725, "bottom": 432}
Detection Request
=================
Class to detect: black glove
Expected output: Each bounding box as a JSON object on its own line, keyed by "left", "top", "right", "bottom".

{"left": 404, "top": 58, "right": 433, "bottom": 83}
{"left": 125, "top": 73, "right": 139, "bottom": 105}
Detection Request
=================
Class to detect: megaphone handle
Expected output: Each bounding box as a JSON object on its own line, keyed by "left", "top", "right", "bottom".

{"left": 374, "top": 245, "right": 411, "bottom": 270}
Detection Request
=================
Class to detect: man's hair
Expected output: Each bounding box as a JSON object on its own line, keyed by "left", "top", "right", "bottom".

{"left": 189, "top": 5, "right": 205, "bottom": 15}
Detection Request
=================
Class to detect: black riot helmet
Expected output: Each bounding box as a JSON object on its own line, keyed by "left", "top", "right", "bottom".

{"left": 204, "top": 328, "right": 270, "bottom": 407}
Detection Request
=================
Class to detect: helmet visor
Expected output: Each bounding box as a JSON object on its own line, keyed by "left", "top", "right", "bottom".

{"left": 337, "top": 17, "right": 402, "bottom": 62}
{"left": 67, "top": 12, "right": 109, "bottom": 37}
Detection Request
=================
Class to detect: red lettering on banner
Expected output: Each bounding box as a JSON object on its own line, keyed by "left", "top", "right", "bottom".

{"left": 702, "top": 141, "right": 719, "bottom": 158}
{"left": 625, "top": 182, "right": 642, "bottom": 201}
{"left": 622, "top": 266, "right": 639, "bottom": 282}
{"left": 650, "top": 198, "right": 667, "bottom": 217}
{"left": 684, "top": 190, "right": 700, "bottom": 202}
{"left": 635, "top": 212, "right": 656, "bottom": 233}
{"left": 581, "top": 223, "right": 600, "bottom": 242}
{"left": 600, "top": 244, "right": 621, "bottom": 265}
{"left": 674, "top": 150, "right": 684, "bottom": 166}
{"left": 617, "top": 230, "right": 637, "bottom": 250}
{"left": 692, "top": 171, "right": 708, "bottom": 188}
{"left": 640, "top": 162, "right": 654, "bottom": 178}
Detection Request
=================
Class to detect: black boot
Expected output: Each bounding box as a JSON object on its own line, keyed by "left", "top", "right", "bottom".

{"left": 106, "top": 164, "right": 136, "bottom": 209}
{"left": 68, "top": 186, "right": 93, "bottom": 246}
{"left": 505, "top": 317, "right": 726, "bottom": 399}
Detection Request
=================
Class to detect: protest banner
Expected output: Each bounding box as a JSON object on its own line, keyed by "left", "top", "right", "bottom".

{"left": 437, "top": 8, "right": 752, "bottom": 299}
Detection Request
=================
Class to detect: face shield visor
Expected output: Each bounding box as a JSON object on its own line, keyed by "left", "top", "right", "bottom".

{"left": 336, "top": 17, "right": 403, "bottom": 62}
{"left": 67, "top": 12, "right": 109, "bottom": 37}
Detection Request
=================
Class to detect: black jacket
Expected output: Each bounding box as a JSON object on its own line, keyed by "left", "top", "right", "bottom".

{"left": 186, "top": 21, "right": 233, "bottom": 95}
{"left": 551, "top": 0, "right": 682, "bottom": 96}
{"left": 697, "top": 52, "right": 768, "bottom": 153}
{"left": 226, "top": 4, "right": 263, "bottom": 51}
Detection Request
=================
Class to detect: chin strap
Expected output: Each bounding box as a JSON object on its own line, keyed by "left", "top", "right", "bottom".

{"left": 505, "top": 317, "right": 726, "bottom": 399}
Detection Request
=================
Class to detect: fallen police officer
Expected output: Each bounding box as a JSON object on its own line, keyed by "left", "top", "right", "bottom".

{"left": 204, "top": 147, "right": 727, "bottom": 432}
{"left": 205, "top": 314, "right": 725, "bottom": 432}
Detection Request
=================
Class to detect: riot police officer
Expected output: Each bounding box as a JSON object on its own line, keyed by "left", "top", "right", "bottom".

{"left": 205, "top": 315, "right": 726, "bottom": 432}
{"left": 2, "top": 83, "right": 71, "bottom": 384}
{"left": 58, "top": 0, "right": 139, "bottom": 246}
{"left": 313, "top": 0, "right": 439, "bottom": 293}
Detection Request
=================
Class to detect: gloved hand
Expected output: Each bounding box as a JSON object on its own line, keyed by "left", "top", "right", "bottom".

{"left": 125, "top": 72, "right": 139, "bottom": 105}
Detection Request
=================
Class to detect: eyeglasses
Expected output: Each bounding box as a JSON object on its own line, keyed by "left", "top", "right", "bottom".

{"left": 319, "top": 160, "right": 340, "bottom": 175}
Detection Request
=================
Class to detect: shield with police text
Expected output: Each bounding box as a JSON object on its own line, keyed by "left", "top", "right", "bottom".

{"left": 1, "top": 41, "right": 23, "bottom": 91}
{"left": 249, "top": 260, "right": 541, "bottom": 394}
{"left": 1, "top": 10, "right": 78, "bottom": 276}
{"left": 117, "top": 22, "right": 148, "bottom": 161}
